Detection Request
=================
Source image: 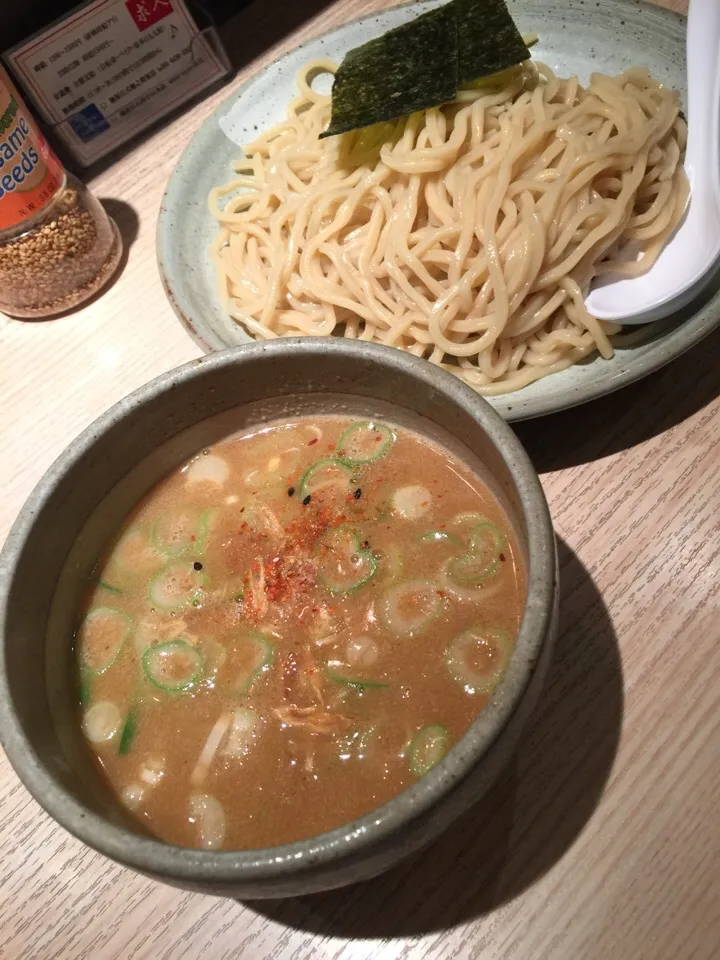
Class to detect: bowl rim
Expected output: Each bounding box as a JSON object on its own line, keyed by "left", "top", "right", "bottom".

{"left": 0, "top": 338, "right": 556, "bottom": 883}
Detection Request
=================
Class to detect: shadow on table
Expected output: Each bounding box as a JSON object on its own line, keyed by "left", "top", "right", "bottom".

{"left": 220, "top": 0, "right": 336, "bottom": 70}
{"left": 513, "top": 324, "right": 720, "bottom": 473}
{"left": 96, "top": 199, "right": 141, "bottom": 297}
{"left": 100, "top": 198, "right": 141, "bottom": 253}
{"left": 245, "top": 537, "right": 623, "bottom": 936}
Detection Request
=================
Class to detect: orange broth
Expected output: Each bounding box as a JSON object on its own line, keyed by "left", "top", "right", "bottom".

{"left": 75, "top": 416, "right": 525, "bottom": 850}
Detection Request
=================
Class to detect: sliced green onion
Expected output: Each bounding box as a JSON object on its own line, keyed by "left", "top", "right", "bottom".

{"left": 110, "top": 526, "right": 162, "bottom": 578}
{"left": 299, "top": 458, "right": 355, "bottom": 502}
{"left": 337, "top": 421, "right": 394, "bottom": 464}
{"left": 118, "top": 710, "right": 138, "bottom": 755}
{"left": 439, "top": 565, "right": 502, "bottom": 603}
{"left": 446, "top": 516, "right": 506, "bottom": 587}
{"left": 446, "top": 550, "right": 499, "bottom": 588}
{"left": 142, "top": 639, "right": 204, "bottom": 692}
{"left": 380, "top": 579, "right": 443, "bottom": 637}
{"left": 201, "top": 635, "right": 228, "bottom": 683}
{"left": 98, "top": 579, "right": 123, "bottom": 595}
{"left": 78, "top": 607, "right": 133, "bottom": 674}
{"left": 318, "top": 526, "right": 378, "bottom": 594}
{"left": 232, "top": 632, "right": 274, "bottom": 695}
{"left": 148, "top": 562, "right": 206, "bottom": 611}
{"left": 450, "top": 511, "right": 489, "bottom": 536}
{"left": 445, "top": 625, "right": 513, "bottom": 695}
{"left": 409, "top": 724, "right": 448, "bottom": 776}
{"left": 78, "top": 671, "right": 92, "bottom": 705}
{"left": 325, "top": 664, "right": 389, "bottom": 692}
{"left": 151, "top": 508, "right": 210, "bottom": 558}
{"left": 468, "top": 520, "right": 505, "bottom": 556}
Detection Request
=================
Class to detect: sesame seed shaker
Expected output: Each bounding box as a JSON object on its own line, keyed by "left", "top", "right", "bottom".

{"left": 0, "top": 65, "right": 122, "bottom": 318}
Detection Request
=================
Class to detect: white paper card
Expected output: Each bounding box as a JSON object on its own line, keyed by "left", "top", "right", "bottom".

{"left": 6, "top": 0, "right": 228, "bottom": 165}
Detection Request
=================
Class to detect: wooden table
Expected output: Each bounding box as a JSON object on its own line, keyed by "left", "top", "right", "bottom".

{"left": 2, "top": 0, "right": 718, "bottom": 957}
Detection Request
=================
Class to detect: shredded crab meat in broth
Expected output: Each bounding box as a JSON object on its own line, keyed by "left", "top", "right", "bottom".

{"left": 76, "top": 415, "right": 525, "bottom": 850}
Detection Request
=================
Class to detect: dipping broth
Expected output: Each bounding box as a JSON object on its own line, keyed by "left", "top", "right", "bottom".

{"left": 75, "top": 416, "right": 526, "bottom": 850}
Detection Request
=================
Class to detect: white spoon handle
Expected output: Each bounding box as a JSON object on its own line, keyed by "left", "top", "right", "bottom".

{"left": 684, "top": 0, "right": 720, "bottom": 203}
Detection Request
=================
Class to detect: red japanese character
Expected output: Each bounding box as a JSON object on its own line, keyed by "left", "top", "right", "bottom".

{"left": 126, "top": 0, "right": 173, "bottom": 30}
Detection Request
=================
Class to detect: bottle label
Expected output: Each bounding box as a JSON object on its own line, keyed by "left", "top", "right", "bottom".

{"left": 0, "top": 66, "right": 64, "bottom": 230}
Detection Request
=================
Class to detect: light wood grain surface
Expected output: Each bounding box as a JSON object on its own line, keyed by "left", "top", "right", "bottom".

{"left": 2, "top": 0, "right": 719, "bottom": 957}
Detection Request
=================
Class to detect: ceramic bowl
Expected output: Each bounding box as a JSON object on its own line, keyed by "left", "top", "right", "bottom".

{"left": 0, "top": 339, "right": 558, "bottom": 897}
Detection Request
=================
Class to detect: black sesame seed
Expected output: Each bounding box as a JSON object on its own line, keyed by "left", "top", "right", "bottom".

{"left": 193, "top": 561, "right": 203, "bottom": 571}
{"left": 303, "top": 494, "right": 312, "bottom": 505}
{"left": 288, "top": 487, "right": 295, "bottom": 497}
{"left": 354, "top": 488, "right": 362, "bottom": 499}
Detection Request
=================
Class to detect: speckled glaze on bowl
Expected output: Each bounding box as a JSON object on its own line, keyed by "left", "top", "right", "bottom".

{"left": 0, "top": 340, "right": 557, "bottom": 898}
{"left": 157, "top": 0, "right": 720, "bottom": 422}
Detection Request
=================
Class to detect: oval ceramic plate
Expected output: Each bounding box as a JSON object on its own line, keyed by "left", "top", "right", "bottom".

{"left": 157, "top": 0, "right": 720, "bottom": 421}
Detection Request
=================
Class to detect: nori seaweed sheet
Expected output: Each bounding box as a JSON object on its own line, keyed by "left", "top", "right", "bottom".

{"left": 455, "top": 0, "right": 529, "bottom": 84}
{"left": 320, "top": 4, "right": 458, "bottom": 138}
{"left": 321, "top": 0, "right": 530, "bottom": 138}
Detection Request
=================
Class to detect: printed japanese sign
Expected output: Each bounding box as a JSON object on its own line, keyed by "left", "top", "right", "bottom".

{"left": 5, "top": 0, "right": 228, "bottom": 165}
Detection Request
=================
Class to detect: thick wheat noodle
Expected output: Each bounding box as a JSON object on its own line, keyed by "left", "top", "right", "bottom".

{"left": 209, "top": 57, "right": 689, "bottom": 395}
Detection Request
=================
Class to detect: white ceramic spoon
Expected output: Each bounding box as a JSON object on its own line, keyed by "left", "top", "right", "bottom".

{"left": 585, "top": 0, "right": 720, "bottom": 324}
